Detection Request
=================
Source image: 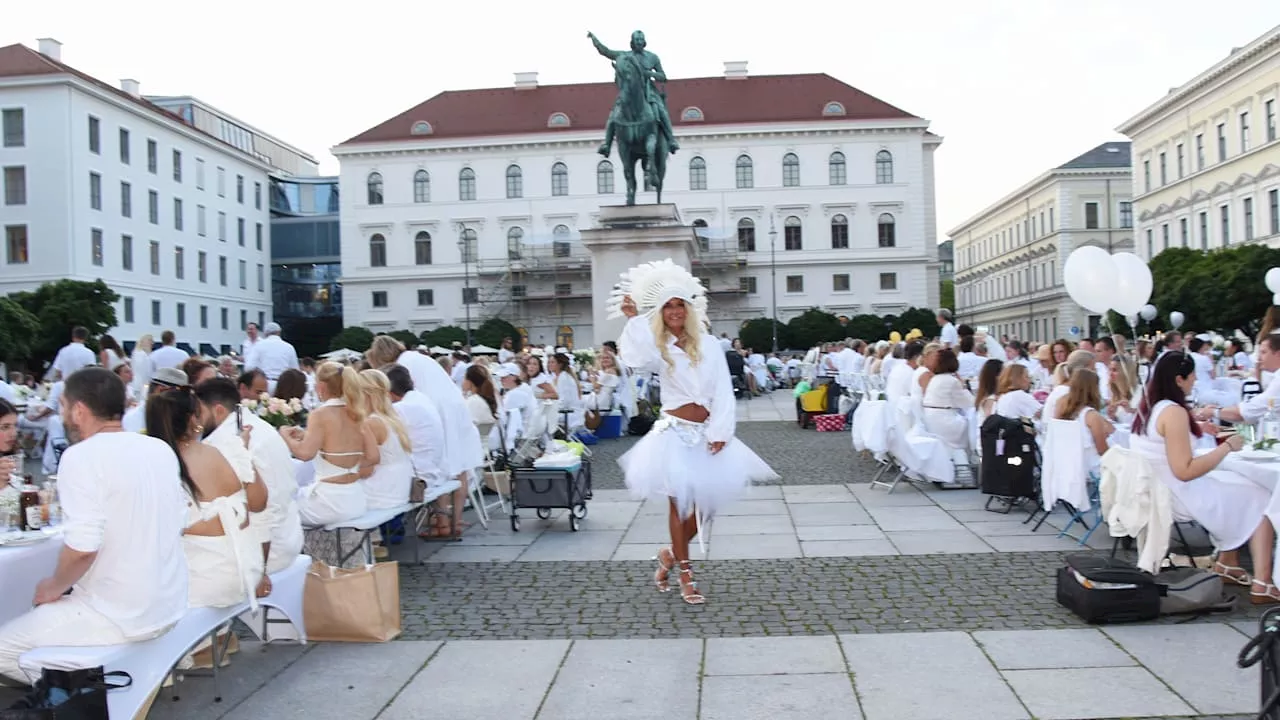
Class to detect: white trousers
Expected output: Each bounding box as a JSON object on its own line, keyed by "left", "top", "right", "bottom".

{"left": 0, "top": 595, "right": 158, "bottom": 684}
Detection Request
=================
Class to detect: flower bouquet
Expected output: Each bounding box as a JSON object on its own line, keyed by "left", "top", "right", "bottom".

{"left": 243, "top": 393, "right": 306, "bottom": 428}
{"left": 573, "top": 348, "right": 597, "bottom": 370}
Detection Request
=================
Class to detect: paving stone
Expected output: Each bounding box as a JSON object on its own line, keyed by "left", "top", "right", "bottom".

{"left": 425, "top": 544, "right": 526, "bottom": 563}
{"left": 802, "top": 540, "right": 899, "bottom": 558}
{"left": 1003, "top": 667, "right": 1194, "bottom": 719}
{"left": 782, "top": 484, "right": 856, "bottom": 503}
{"left": 561, "top": 501, "right": 640, "bottom": 531}
{"left": 789, "top": 502, "right": 874, "bottom": 526}
{"left": 887, "top": 530, "right": 992, "bottom": 555}
{"left": 983, "top": 535, "right": 1093, "bottom": 552}
{"left": 708, "top": 514, "right": 794, "bottom": 535}
{"left": 1104, "top": 624, "right": 1256, "bottom": 714}
{"left": 973, "top": 629, "right": 1136, "bottom": 670}
{"left": 795, "top": 525, "right": 888, "bottom": 542}
{"left": 962, "top": 519, "right": 1044, "bottom": 537}
{"left": 704, "top": 635, "right": 846, "bottom": 675}
{"left": 700, "top": 673, "right": 862, "bottom": 720}
{"left": 927, "top": 490, "right": 993, "bottom": 510}
{"left": 719, "top": 499, "right": 789, "bottom": 516}
{"left": 537, "top": 639, "right": 701, "bottom": 720}
{"left": 866, "top": 505, "right": 966, "bottom": 532}
{"left": 516, "top": 531, "right": 623, "bottom": 562}
{"left": 611, "top": 543, "right": 671, "bottom": 561}
{"left": 146, "top": 642, "right": 310, "bottom": 720}
{"left": 848, "top": 483, "right": 935, "bottom": 506}
{"left": 379, "top": 640, "right": 568, "bottom": 718}
{"left": 711, "top": 534, "right": 802, "bottom": 560}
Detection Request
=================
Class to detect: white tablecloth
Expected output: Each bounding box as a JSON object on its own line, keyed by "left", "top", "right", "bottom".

{"left": 0, "top": 536, "right": 61, "bottom": 626}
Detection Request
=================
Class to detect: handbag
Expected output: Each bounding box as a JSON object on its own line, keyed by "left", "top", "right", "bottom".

{"left": 583, "top": 396, "right": 603, "bottom": 431}
{"left": 303, "top": 560, "right": 402, "bottom": 642}
{"left": 2, "top": 666, "right": 131, "bottom": 720}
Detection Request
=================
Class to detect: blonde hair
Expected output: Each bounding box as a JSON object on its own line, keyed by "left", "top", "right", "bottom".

{"left": 137, "top": 334, "right": 154, "bottom": 353}
{"left": 996, "top": 363, "right": 1029, "bottom": 395}
{"left": 650, "top": 300, "right": 703, "bottom": 370}
{"left": 1059, "top": 368, "right": 1102, "bottom": 420}
{"left": 1109, "top": 359, "right": 1134, "bottom": 403}
{"left": 358, "top": 369, "right": 411, "bottom": 452}
{"left": 367, "top": 335, "right": 405, "bottom": 368}
{"left": 317, "top": 361, "right": 365, "bottom": 422}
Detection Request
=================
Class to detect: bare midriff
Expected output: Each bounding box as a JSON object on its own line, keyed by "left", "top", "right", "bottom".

{"left": 665, "top": 403, "right": 709, "bottom": 423}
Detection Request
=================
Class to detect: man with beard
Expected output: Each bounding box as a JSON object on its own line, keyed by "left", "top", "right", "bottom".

{"left": 0, "top": 368, "right": 188, "bottom": 683}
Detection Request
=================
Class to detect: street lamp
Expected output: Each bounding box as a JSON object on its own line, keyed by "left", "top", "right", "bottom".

{"left": 768, "top": 215, "right": 779, "bottom": 353}
{"left": 457, "top": 227, "right": 474, "bottom": 347}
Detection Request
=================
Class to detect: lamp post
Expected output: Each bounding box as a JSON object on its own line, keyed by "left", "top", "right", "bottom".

{"left": 769, "top": 215, "right": 778, "bottom": 353}
{"left": 457, "top": 228, "right": 473, "bottom": 347}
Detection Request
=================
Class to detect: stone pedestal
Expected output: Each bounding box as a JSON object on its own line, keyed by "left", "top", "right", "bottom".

{"left": 580, "top": 204, "right": 696, "bottom": 345}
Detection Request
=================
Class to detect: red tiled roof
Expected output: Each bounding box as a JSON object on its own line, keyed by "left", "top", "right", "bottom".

{"left": 339, "top": 73, "right": 920, "bottom": 146}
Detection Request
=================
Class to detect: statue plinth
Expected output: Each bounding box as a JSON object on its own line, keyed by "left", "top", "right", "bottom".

{"left": 580, "top": 204, "right": 696, "bottom": 344}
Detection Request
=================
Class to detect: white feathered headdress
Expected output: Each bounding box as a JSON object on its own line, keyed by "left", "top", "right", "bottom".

{"left": 606, "top": 259, "right": 709, "bottom": 323}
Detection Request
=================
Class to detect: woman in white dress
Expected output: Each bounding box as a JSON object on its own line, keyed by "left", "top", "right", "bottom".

{"left": 922, "top": 348, "right": 974, "bottom": 453}
{"left": 357, "top": 369, "right": 413, "bottom": 510}
{"left": 462, "top": 364, "right": 499, "bottom": 444}
{"left": 1130, "top": 351, "right": 1279, "bottom": 603}
{"left": 130, "top": 334, "right": 154, "bottom": 401}
{"left": 97, "top": 334, "right": 126, "bottom": 372}
{"left": 614, "top": 260, "right": 777, "bottom": 605}
{"left": 548, "top": 353, "right": 582, "bottom": 432}
{"left": 523, "top": 356, "right": 556, "bottom": 400}
{"left": 1055, "top": 369, "right": 1114, "bottom": 466}
{"left": 994, "top": 363, "right": 1042, "bottom": 420}
{"left": 585, "top": 350, "right": 622, "bottom": 412}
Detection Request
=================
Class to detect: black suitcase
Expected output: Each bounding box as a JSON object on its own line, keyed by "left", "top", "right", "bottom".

{"left": 979, "top": 414, "right": 1038, "bottom": 499}
{"left": 1056, "top": 554, "right": 1161, "bottom": 624}
{"left": 1239, "top": 607, "right": 1280, "bottom": 719}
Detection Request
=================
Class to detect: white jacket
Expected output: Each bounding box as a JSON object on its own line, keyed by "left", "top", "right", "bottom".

{"left": 1099, "top": 446, "right": 1173, "bottom": 573}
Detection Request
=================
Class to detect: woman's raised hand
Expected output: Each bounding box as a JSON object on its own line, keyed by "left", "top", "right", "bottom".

{"left": 621, "top": 295, "right": 638, "bottom": 318}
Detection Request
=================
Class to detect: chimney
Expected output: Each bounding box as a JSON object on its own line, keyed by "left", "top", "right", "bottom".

{"left": 36, "top": 38, "right": 62, "bottom": 62}
{"left": 724, "top": 61, "right": 748, "bottom": 80}
{"left": 514, "top": 72, "right": 539, "bottom": 90}
{"left": 120, "top": 79, "right": 141, "bottom": 98}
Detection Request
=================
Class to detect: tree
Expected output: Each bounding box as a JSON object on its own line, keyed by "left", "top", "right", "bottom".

{"left": 890, "top": 307, "right": 940, "bottom": 340}
{"left": 738, "top": 318, "right": 791, "bottom": 352}
{"left": 0, "top": 297, "right": 42, "bottom": 368}
{"left": 786, "top": 308, "right": 845, "bottom": 349}
{"left": 11, "top": 279, "right": 119, "bottom": 370}
{"left": 939, "top": 280, "right": 954, "bottom": 313}
{"left": 421, "top": 325, "right": 467, "bottom": 349}
{"left": 844, "top": 314, "right": 888, "bottom": 342}
{"left": 329, "top": 326, "right": 374, "bottom": 352}
{"left": 387, "top": 330, "right": 419, "bottom": 349}
{"left": 475, "top": 318, "right": 522, "bottom": 350}
{"left": 1148, "top": 245, "right": 1280, "bottom": 337}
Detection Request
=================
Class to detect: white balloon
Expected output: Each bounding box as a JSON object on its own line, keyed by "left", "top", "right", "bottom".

{"left": 1140, "top": 304, "right": 1157, "bottom": 321}
{"left": 1170, "top": 311, "right": 1185, "bottom": 329}
{"left": 1274, "top": 292, "right": 1280, "bottom": 305}
{"left": 1266, "top": 267, "right": 1280, "bottom": 294}
{"left": 1127, "top": 314, "right": 1139, "bottom": 329}
{"left": 1063, "top": 246, "right": 1117, "bottom": 315}
{"left": 1110, "top": 253, "right": 1154, "bottom": 316}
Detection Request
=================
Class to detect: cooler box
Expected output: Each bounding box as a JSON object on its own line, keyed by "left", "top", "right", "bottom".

{"left": 814, "top": 414, "right": 846, "bottom": 432}
{"left": 595, "top": 413, "right": 624, "bottom": 439}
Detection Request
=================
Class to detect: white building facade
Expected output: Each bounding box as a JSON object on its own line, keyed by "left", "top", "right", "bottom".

{"left": 0, "top": 39, "right": 276, "bottom": 355}
{"left": 950, "top": 142, "right": 1133, "bottom": 343}
{"left": 1118, "top": 24, "right": 1280, "bottom": 260}
{"left": 333, "top": 65, "right": 942, "bottom": 349}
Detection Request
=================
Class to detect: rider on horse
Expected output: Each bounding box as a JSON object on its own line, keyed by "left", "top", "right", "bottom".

{"left": 589, "top": 30, "right": 680, "bottom": 158}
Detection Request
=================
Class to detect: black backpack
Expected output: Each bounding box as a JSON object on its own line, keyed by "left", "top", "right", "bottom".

{"left": 979, "top": 413, "right": 1039, "bottom": 500}
{"left": 628, "top": 399, "right": 656, "bottom": 436}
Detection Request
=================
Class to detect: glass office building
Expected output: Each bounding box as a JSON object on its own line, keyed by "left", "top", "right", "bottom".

{"left": 270, "top": 176, "right": 341, "bottom": 355}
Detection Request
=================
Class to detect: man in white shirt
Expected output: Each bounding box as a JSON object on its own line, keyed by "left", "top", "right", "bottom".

{"left": 244, "top": 323, "right": 299, "bottom": 392}
{"left": 497, "top": 337, "right": 516, "bottom": 364}
{"left": 50, "top": 326, "right": 96, "bottom": 381}
{"left": 1218, "top": 336, "right": 1280, "bottom": 425}
{"left": 956, "top": 336, "right": 986, "bottom": 380}
{"left": 383, "top": 363, "right": 448, "bottom": 488}
{"left": 122, "top": 367, "right": 188, "bottom": 433}
{"left": 1094, "top": 337, "right": 1116, "bottom": 402}
{"left": 450, "top": 352, "right": 471, "bottom": 387}
{"left": 886, "top": 342, "right": 923, "bottom": 407}
{"left": 496, "top": 363, "right": 534, "bottom": 449}
{"left": 937, "top": 310, "right": 959, "bottom": 348}
{"left": 148, "top": 330, "right": 189, "bottom": 370}
{"left": 241, "top": 322, "right": 261, "bottom": 359}
{"left": 0, "top": 368, "right": 188, "bottom": 683}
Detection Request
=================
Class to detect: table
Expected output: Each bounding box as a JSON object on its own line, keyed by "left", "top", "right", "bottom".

{"left": 0, "top": 536, "right": 61, "bottom": 626}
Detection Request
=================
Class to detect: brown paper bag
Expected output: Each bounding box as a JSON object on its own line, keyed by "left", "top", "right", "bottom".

{"left": 303, "top": 559, "right": 402, "bottom": 642}
{"left": 483, "top": 470, "right": 510, "bottom": 495}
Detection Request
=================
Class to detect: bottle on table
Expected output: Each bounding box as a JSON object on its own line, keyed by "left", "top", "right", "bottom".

{"left": 18, "top": 476, "right": 40, "bottom": 531}
{"left": 1262, "top": 399, "right": 1280, "bottom": 444}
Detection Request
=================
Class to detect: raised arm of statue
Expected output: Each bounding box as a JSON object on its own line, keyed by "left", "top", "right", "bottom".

{"left": 587, "top": 32, "right": 621, "bottom": 60}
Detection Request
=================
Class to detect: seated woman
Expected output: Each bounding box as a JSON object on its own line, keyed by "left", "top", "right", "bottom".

{"left": 1106, "top": 356, "right": 1137, "bottom": 424}
{"left": 357, "top": 369, "right": 413, "bottom": 510}
{"left": 584, "top": 350, "right": 622, "bottom": 413}
{"left": 1129, "top": 351, "right": 1278, "bottom": 603}
{"left": 548, "top": 352, "right": 582, "bottom": 431}
{"left": 973, "top": 359, "right": 1003, "bottom": 427}
{"left": 273, "top": 368, "right": 309, "bottom": 404}
{"left": 280, "top": 362, "right": 379, "bottom": 527}
{"left": 147, "top": 389, "right": 265, "bottom": 609}
{"left": 463, "top": 364, "right": 499, "bottom": 447}
{"left": 922, "top": 348, "right": 974, "bottom": 456}
{"left": 1055, "top": 368, "right": 1114, "bottom": 466}
{"left": 994, "top": 363, "right": 1042, "bottom": 420}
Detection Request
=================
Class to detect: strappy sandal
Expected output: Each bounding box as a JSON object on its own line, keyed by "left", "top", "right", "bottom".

{"left": 653, "top": 547, "right": 675, "bottom": 593}
{"left": 1212, "top": 560, "right": 1253, "bottom": 587}
{"left": 678, "top": 561, "right": 705, "bottom": 606}
{"left": 1250, "top": 579, "right": 1280, "bottom": 605}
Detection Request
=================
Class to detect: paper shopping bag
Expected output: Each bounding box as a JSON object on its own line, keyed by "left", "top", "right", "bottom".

{"left": 303, "top": 559, "right": 402, "bottom": 642}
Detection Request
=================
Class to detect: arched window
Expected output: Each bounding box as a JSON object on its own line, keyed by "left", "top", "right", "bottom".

{"left": 413, "top": 169, "right": 430, "bottom": 203}
{"left": 556, "top": 325, "right": 574, "bottom": 350}
{"left": 692, "top": 218, "right": 709, "bottom": 252}
{"left": 553, "top": 224, "right": 571, "bottom": 258}
{"left": 681, "top": 106, "right": 704, "bottom": 122}
{"left": 459, "top": 227, "right": 478, "bottom": 263}
{"left": 597, "top": 160, "right": 614, "bottom": 194}
{"left": 878, "top": 213, "right": 896, "bottom": 247}
{"left": 784, "top": 216, "right": 802, "bottom": 251}
{"left": 737, "top": 218, "right": 756, "bottom": 252}
{"left": 547, "top": 112, "right": 570, "bottom": 127}
{"left": 831, "top": 214, "right": 849, "bottom": 249}
{"left": 458, "top": 168, "right": 476, "bottom": 201}
{"left": 551, "top": 162, "right": 569, "bottom": 196}
{"left": 829, "top": 152, "right": 847, "bottom": 185}
{"left": 823, "top": 101, "right": 846, "bottom": 117}
{"left": 410, "top": 120, "right": 433, "bottom": 135}
{"left": 735, "top": 155, "right": 753, "bottom": 189}
{"left": 782, "top": 153, "right": 800, "bottom": 187}
{"left": 876, "top": 150, "right": 894, "bottom": 184}
{"left": 414, "top": 231, "right": 432, "bottom": 265}
{"left": 369, "top": 233, "right": 386, "bottom": 267}
{"left": 507, "top": 227, "right": 524, "bottom": 260}
{"left": 366, "top": 172, "right": 383, "bottom": 205}
{"left": 689, "top": 156, "right": 707, "bottom": 190}
{"left": 505, "top": 164, "right": 523, "bottom": 199}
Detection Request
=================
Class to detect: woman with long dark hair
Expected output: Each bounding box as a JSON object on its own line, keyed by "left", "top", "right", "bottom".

{"left": 1129, "top": 351, "right": 1279, "bottom": 603}
{"left": 98, "top": 334, "right": 125, "bottom": 372}
{"left": 0, "top": 399, "right": 19, "bottom": 478}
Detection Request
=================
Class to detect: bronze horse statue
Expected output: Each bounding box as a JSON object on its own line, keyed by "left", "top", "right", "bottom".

{"left": 612, "top": 52, "right": 668, "bottom": 205}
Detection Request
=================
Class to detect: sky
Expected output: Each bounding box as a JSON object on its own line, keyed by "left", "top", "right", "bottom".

{"left": 6, "top": 0, "right": 1279, "bottom": 236}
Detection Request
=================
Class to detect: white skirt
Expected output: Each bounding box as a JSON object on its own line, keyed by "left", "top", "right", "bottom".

{"left": 618, "top": 415, "right": 777, "bottom": 520}
{"left": 297, "top": 480, "right": 367, "bottom": 528}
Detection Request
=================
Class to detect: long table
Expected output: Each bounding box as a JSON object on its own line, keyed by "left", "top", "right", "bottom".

{"left": 0, "top": 536, "right": 61, "bottom": 626}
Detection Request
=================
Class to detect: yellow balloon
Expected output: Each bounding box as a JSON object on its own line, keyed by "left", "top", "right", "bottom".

{"left": 889, "top": 331, "right": 902, "bottom": 343}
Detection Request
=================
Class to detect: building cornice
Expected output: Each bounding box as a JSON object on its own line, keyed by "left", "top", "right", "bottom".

{"left": 947, "top": 166, "right": 1130, "bottom": 239}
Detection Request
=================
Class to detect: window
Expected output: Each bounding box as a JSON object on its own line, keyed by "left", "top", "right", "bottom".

{"left": 596, "top": 161, "right": 614, "bottom": 194}
{"left": 372, "top": 291, "right": 388, "bottom": 308}
{"left": 689, "top": 157, "right": 707, "bottom": 190}
{"left": 1049, "top": 207, "right": 1055, "bottom": 232}
{"left": 830, "top": 214, "right": 849, "bottom": 249}
{"left": 197, "top": 205, "right": 206, "bottom": 236}
{"left": 217, "top": 212, "right": 226, "bottom": 242}
{"left": 739, "top": 276, "right": 757, "bottom": 294}
{"left": 123, "top": 297, "right": 133, "bottom": 323}
{"left": 551, "top": 162, "right": 569, "bottom": 196}
{"left": 1161, "top": 223, "right": 1169, "bottom": 250}
{"left": 1241, "top": 112, "right": 1251, "bottom": 153}
{"left": 257, "top": 263, "right": 264, "bottom": 292}
{"left": 833, "top": 273, "right": 851, "bottom": 292}
{"left": 238, "top": 260, "right": 246, "bottom": 289}
{"left": 148, "top": 190, "right": 158, "bottom": 224}
{"left": 149, "top": 241, "right": 160, "bottom": 275}
{"left": 737, "top": 218, "right": 756, "bottom": 252}
{"left": 196, "top": 158, "right": 205, "bottom": 190}
{"left": 200, "top": 305, "right": 208, "bottom": 329}
{"left": 254, "top": 182, "right": 261, "bottom": 210}
{"left": 90, "top": 228, "right": 103, "bottom": 266}
{"left": 417, "top": 289, "right": 434, "bottom": 306}
{"left": 119, "top": 128, "right": 130, "bottom": 164}
{"left": 121, "top": 234, "right": 133, "bottom": 270}
{"left": 875, "top": 150, "right": 894, "bottom": 184}
{"left": 782, "top": 153, "right": 800, "bottom": 187}
{"left": 735, "top": 155, "right": 753, "bottom": 189}
{"left": 235, "top": 175, "right": 244, "bottom": 204}
{"left": 785, "top": 275, "right": 803, "bottom": 293}
{"left": 4, "top": 225, "right": 27, "bottom": 264}
{"left": 1268, "top": 100, "right": 1277, "bottom": 143}
{"left": 1195, "top": 134, "right": 1205, "bottom": 170}
{"left": 151, "top": 301, "right": 161, "bottom": 326}
{"left": 367, "top": 172, "right": 383, "bottom": 205}
{"left": 460, "top": 228, "right": 479, "bottom": 263}
{"left": 176, "top": 303, "right": 185, "bottom": 327}
{"left": 1217, "top": 123, "right": 1227, "bottom": 161}
{"left": 216, "top": 167, "right": 225, "bottom": 197}
{"left": 89, "top": 172, "right": 101, "bottom": 210}
{"left": 1175, "top": 143, "right": 1184, "bottom": 179}
{"left": 88, "top": 116, "right": 100, "bottom": 154}
{"left": 1119, "top": 201, "right": 1132, "bottom": 228}
{"left": 1180, "top": 217, "right": 1189, "bottom": 247}
{"left": 3, "top": 166, "right": 25, "bottom": 205}
{"left": 555, "top": 325, "right": 574, "bottom": 350}
{"left": 1221, "top": 205, "right": 1231, "bottom": 245}
{"left": 369, "top": 233, "right": 387, "bottom": 267}
{"left": 555, "top": 283, "right": 572, "bottom": 297}
{"left": 506, "top": 165, "right": 523, "bottom": 198}
{"left": 120, "top": 182, "right": 131, "bottom": 217}
{"left": 412, "top": 170, "right": 430, "bottom": 202}
{"left": 1199, "top": 211, "right": 1209, "bottom": 249}
{"left": 552, "top": 225, "right": 571, "bottom": 258}
{"left": 461, "top": 287, "right": 478, "bottom": 305}
{"left": 1, "top": 109, "right": 22, "bottom": 147}
{"left": 506, "top": 227, "right": 522, "bottom": 260}
{"left": 219, "top": 255, "right": 227, "bottom": 286}
{"left": 221, "top": 307, "right": 228, "bottom": 330}
{"left": 174, "top": 198, "right": 183, "bottom": 230}
{"left": 1084, "top": 202, "right": 1099, "bottom": 229}
{"left": 146, "top": 139, "right": 157, "bottom": 174}
{"left": 1142, "top": 159, "right": 1150, "bottom": 192}
{"left": 783, "top": 216, "right": 802, "bottom": 251}
{"left": 415, "top": 231, "right": 433, "bottom": 265}
{"left": 1245, "top": 197, "right": 1255, "bottom": 241}
{"left": 1271, "top": 189, "right": 1279, "bottom": 236}
{"left": 829, "top": 152, "right": 846, "bottom": 185}
{"left": 877, "top": 213, "right": 896, "bottom": 248}
{"left": 255, "top": 223, "right": 263, "bottom": 250}
{"left": 692, "top": 219, "right": 709, "bottom": 252}
{"left": 171, "top": 150, "right": 182, "bottom": 182}
{"left": 237, "top": 218, "right": 245, "bottom": 246}
{"left": 174, "top": 246, "right": 184, "bottom": 279}
{"left": 198, "top": 251, "right": 207, "bottom": 282}
{"left": 879, "top": 272, "right": 898, "bottom": 291}
{"left": 458, "top": 168, "right": 476, "bottom": 201}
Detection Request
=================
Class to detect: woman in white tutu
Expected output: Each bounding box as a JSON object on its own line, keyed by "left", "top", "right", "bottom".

{"left": 614, "top": 260, "right": 777, "bottom": 605}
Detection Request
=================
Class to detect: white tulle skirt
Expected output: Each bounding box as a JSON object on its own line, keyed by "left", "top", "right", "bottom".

{"left": 618, "top": 415, "right": 777, "bottom": 520}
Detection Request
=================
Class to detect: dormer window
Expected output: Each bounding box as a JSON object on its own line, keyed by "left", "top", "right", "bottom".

{"left": 681, "top": 106, "right": 704, "bottom": 122}
{"left": 547, "top": 112, "right": 571, "bottom": 127}
{"left": 410, "top": 120, "right": 433, "bottom": 135}
{"left": 822, "top": 102, "right": 846, "bottom": 117}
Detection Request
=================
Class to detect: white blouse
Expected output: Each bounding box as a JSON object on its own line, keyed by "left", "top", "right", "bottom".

{"left": 995, "top": 390, "right": 1041, "bottom": 419}
{"left": 618, "top": 316, "right": 736, "bottom": 443}
{"left": 923, "top": 373, "right": 974, "bottom": 410}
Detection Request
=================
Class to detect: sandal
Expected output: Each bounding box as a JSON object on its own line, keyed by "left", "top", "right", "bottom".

{"left": 1212, "top": 561, "right": 1252, "bottom": 587}
{"left": 1250, "top": 579, "right": 1280, "bottom": 605}
{"left": 653, "top": 547, "right": 675, "bottom": 593}
{"left": 678, "top": 561, "right": 705, "bottom": 606}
